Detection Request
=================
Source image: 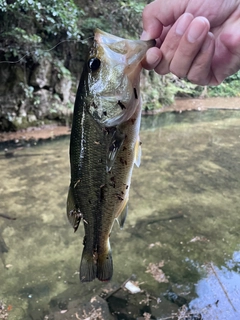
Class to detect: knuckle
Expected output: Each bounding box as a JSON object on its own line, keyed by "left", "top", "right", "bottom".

{"left": 187, "top": 62, "right": 211, "bottom": 85}
{"left": 163, "top": 40, "right": 179, "bottom": 53}
{"left": 154, "top": 65, "right": 168, "bottom": 75}
{"left": 169, "top": 65, "right": 186, "bottom": 79}
{"left": 187, "top": 74, "right": 206, "bottom": 85}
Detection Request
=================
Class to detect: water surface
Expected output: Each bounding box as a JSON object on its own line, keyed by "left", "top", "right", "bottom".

{"left": 1, "top": 110, "right": 240, "bottom": 319}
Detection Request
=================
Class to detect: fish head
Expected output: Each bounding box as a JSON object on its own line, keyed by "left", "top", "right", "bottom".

{"left": 85, "top": 29, "right": 155, "bottom": 127}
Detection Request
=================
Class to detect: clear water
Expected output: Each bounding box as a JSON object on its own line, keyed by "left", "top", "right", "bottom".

{"left": 1, "top": 110, "right": 240, "bottom": 319}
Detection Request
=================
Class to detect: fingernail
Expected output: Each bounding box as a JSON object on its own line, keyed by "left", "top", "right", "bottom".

{"left": 175, "top": 14, "right": 192, "bottom": 36}
{"left": 201, "top": 32, "right": 213, "bottom": 51}
{"left": 146, "top": 51, "right": 161, "bottom": 67}
{"left": 141, "top": 31, "right": 151, "bottom": 40}
{"left": 187, "top": 17, "right": 209, "bottom": 43}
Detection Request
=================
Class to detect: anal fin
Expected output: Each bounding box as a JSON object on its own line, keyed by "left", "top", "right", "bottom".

{"left": 115, "top": 189, "right": 129, "bottom": 229}
{"left": 117, "top": 202, "right": 128, "bottom": 229}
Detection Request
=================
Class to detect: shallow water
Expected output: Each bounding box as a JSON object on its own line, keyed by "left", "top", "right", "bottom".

{"left": 1, "top": 110, "right": 240, "bottom": 319}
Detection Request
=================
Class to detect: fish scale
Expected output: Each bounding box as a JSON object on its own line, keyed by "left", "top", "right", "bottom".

{"left": 70, "top": 101, "right": 110, "bottom": 280}
{"left": 67, "top": 29, "right": 155, "bottom": 282}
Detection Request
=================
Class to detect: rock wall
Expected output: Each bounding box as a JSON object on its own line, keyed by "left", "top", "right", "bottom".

{"left": 0, "top": 50, "right": 167, "bottom": 132}
{"left": 0, "top": 57, "right": 78, "bottom": 132}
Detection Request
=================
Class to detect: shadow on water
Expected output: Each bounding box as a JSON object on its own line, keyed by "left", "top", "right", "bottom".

{"left": 1, "top": 109, "right": 240, "bottom": 319}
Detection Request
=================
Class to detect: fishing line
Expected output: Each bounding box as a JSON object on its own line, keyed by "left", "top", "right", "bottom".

{"left": 0, "top": 36, "right": 94, "bottom": 65}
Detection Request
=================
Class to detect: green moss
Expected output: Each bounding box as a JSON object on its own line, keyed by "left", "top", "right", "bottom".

{"left": 208, "top": 79, "right": 240, "bottom": 97}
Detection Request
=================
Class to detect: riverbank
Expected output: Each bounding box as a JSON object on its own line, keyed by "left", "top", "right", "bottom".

{"left": 1, "top": 97, "right": 240, "bottom": 143}
{"left": 0, "top": 124, "right": 70, "bottom": 143}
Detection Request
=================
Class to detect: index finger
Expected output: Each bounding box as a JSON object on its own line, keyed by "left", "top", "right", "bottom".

{"left": 141, "top": 0, "right": 189, "bottom": 40}
{"left": 141, "top": 14, "right": 163, "bottom": 40}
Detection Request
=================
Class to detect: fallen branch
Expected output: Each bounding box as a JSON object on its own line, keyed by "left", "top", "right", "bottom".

{"left": 0, "top": 214, "right": 16, "bottom": 221}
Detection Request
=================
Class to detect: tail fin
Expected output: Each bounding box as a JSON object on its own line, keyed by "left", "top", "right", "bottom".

{"left": 79, "top": 247, "right": 97, "bottom": 282}
{"left": 97, "top": 251, "right": 113, "bottom": 281}
{"left": 80, "top": 242, "right": 113, "bottom": 282}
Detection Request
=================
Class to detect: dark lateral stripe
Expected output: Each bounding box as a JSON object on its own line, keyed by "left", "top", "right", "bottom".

{"left": 100, "top": 184, "right": 105, "bottom": 201}
{"left": 134, "top": 88, "right": 138, "bottom": 99}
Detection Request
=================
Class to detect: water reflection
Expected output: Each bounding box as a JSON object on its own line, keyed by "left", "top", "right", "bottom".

{"left": 0, "top": 110, "right": 240, "bottom": 319}
{"left": 190, "top": 259, "right": 240, "bottom": 319}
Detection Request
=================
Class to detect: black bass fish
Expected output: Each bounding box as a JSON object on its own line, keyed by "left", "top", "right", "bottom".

{"left": 67, "top": 29, "right": 155, "bottom": 282}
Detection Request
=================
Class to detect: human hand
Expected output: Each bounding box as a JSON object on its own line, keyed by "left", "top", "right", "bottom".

{"left": 141, "top": 0, "right": 240, "bottom": 85}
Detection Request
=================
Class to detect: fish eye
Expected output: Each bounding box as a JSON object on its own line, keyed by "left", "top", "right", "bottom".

{"left": 88, "top": 57, "right": 101, "bottom": 71}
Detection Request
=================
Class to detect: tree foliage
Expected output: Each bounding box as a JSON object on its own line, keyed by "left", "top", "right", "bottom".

{"left": 0, "top": 0, "right": 239, "bottom": 112}
{"left": 0, "top": 0, "right": 146, "bottom": 66}
{"left": 0, "top": 0, "right": 83, "bottom": 62}
{"left": 206, "top": 71, "right": 240, "bottom": 97}
{"left": 76, "top": 0, "right": 146, "bottom": 39}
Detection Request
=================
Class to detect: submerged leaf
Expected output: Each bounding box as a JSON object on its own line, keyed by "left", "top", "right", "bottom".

{"left": 146, "top": 261, "right": 169, "bottom": 283}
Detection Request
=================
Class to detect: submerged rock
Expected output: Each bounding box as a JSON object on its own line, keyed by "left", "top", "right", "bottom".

{"left": 49, "top": 295, "right": 114, "bottom": 320}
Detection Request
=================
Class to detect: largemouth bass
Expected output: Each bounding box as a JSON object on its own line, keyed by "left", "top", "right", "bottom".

{"left": 67, "top": 29, "right": 155, "bottom": 282}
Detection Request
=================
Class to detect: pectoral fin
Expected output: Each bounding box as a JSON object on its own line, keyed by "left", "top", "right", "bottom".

{"left": 107, "top": 129, "right": 125, "bottom": 172}
{"left": 134, "top": 136, "right": 141, "bottom": 167}
{"left": 66, "top": 186, "right": 81, "bottom": 232}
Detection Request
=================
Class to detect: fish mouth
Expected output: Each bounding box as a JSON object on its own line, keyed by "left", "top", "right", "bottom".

{"left": 90, "top": 29, "right": 156, "bottom": 127}
{"left": 94, "top": 29, "right": 156, "bottom": 63}
{"left": 95, "top": 28, "right": 155, "bottom": 46}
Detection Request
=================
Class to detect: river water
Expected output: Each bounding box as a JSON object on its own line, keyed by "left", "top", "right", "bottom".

{"left": 1, "top": 109, "right": 240, "bottom": 319}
